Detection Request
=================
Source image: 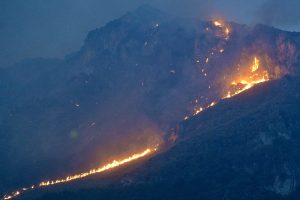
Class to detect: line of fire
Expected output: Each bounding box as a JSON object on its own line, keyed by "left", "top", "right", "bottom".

{"left": 1, "top": 20, "right": 287, "bottom": 200}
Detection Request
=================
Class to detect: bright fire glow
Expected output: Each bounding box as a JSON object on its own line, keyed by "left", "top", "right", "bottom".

{"left": 214, "top": 21, "right": 222, "bottom": 27}
{"left": 225, "top": 27, "right": 230, "bottom": 35}
{"left": 193, "top": 107, "right": 203, "bottom": 115}
{"left": 185, "top": 21, "right": 270, "bottom": 121}
{"left": 2, "top": 147, "right": 157, "bottom": 200}
{"left": 252, "top": 57, "right": 259, "bottom": 72}
{"left": 224, "top": 56, "right": 269, "bottom": 98}
{"left": 190, "top": 101, "right": 217, "bottom": 117}
{"left": 186, "top": 56, "right": 271, "bottom": 121}
{"left": 213, "top": 20, "right": 230, "bottom": 40}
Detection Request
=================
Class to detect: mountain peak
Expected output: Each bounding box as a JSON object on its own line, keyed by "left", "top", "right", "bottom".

{"left": 133, "top": 4, "right": 164, "bottom": 16}
{"left": 126, "top": 4, "right": 167, "bottom": 21}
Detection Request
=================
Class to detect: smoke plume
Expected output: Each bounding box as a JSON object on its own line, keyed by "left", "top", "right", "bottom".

{"left": 256, "top": 0, "right": 300, "bottom": 29}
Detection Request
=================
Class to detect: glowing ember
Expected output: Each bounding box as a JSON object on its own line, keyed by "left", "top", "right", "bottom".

{"left": 186, "top": 19, "right": 233, "bottom": 120}
{"left": 190, "top": 101, "right": 218, "bottom": 117}
{"left": 186, "top": 56, "right": 271, "bottom": 120}
{"left": 2, "top": 148, "right": 157, "bottom": 200}
{"left": 208, "top": 102, "right": 216, "bottom": 107}
{"left": 193, "top": 107, "right": 204, "bottom": 115}
{"left": 251, "top": 57, "right": 259, "bottom": 72}
{"left": 214, "top": 21, "right": 222, "bottom": 27}
{"left": 213, "top": 20, "right": 230, "bottom": 40}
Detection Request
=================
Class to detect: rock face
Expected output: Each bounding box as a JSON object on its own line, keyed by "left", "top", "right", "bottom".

{"left": 1, "top": 5, "right": 300, "bottom": 199}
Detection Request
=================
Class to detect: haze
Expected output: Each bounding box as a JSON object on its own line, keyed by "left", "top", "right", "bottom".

{"left": 1, "top": 0, "right": 300, "bottom": 67}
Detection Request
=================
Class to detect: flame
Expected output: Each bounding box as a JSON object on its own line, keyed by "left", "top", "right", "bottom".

{"left": 225, "top": 27, "right": 230, "bottom": 35}
{"left": 224, "top": 56, "right": 270, "bottom": 98}
{"left": 213, "top": 20, "right": 230, "bottom": 40}
{"left": 214, "top": 21, "right": 222, "bottom": 27}
{"left": 186, "top": 56, "right": 271, "bottom": 121}
{"left": 194, "top": 107, "right": 203, "bottom": 115}
{"left": 209, "top": 102, "right": 216, "bottom": 107}
{"left": 191, "top": 101, "right": 217, "bottom": 117}
{"left": 251, "top": 57, "right": 259, "bottom": 72}
{"left": 2, "top": 147, "right": 157, "bottom": 200}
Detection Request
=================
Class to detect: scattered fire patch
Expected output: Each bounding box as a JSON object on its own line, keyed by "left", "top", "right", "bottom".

{"left": 184, "top": 55, "right": 276, "bottom": 121}
{"left": 213, "top": 20, "right": 230, "bottom": 40}
{"left": 2, "top": 18, "right": 292, "bottom": 200}
{"left": 224, "top": 56, "right": 270, "bottom": 98}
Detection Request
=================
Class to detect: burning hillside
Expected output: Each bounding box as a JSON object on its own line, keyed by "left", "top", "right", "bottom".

{"left": 184, "top": 21, "right": 288, "bottom": 120}
{"left": 1, "top": 5, "right": 300, "bottom": 200}
{"left": 2, "top": 147, "right": 158, "bottom": 200}
{"left": 185, "top": 55, "right": 274, "bottom": 120}
{"left": 224, "top": 56, "right": 270, "bottom": 98}
{"left": 1, "top": 38, "right": 278, "bottom": 200}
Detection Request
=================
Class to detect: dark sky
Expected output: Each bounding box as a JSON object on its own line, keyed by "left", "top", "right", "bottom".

{"left": 1, "top": 0, "right": 300, "bottom": 67}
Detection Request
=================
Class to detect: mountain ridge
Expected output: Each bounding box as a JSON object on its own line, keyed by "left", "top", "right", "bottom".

{"left": 31, "top": 74, "right": 300, "bottom": 200}
{"left": 1, "top": 5, "right": 300, "bottom": 199}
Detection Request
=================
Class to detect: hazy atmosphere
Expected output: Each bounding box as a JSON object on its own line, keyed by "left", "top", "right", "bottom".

{"left": 1, "top": 0, "right": 300, "bottom": 67}
{"left": 1, "top": 1, "right": 300, "bottom": 200}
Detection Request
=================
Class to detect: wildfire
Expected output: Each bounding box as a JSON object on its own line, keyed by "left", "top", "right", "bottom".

{"left": 189, "top": 20, "right": 273, "bottom": 121}
{"left": 214, "top": 21, "right": 222, "bottom": 27}
{"left": 213, "top": 20, "right": 230, "bottom": 40}
{"left": 186, "top": 56, "right": 271, "bottom": 121}
{"left": 187, "top": 101, "right": 218, "bottom": 118}
{"left": 193, "top": 107, "right": 203, "bottom": 115}
{"left": 2, "top": 147, "right": 158, "bottom": 200}
{"left": 251, "top": 57, "right": 259, "bottom": 72}
{"left": 224, "top": 56, "right": 270, "bottom": 98}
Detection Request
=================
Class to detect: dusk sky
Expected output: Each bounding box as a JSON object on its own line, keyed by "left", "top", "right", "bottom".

{"left": 1, "top": 0, "right": 300, "bottom": 67}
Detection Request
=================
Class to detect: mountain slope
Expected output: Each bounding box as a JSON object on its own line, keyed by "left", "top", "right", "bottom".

{"left": 35, "top": 75, "right": 300, "bottom": 200}
{"left": 1, "top": 5, "right": 300, "bottom": 198}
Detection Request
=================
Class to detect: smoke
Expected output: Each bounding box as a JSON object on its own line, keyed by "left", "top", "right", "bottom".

{"left": 0, "top": 0, "right": 147, "bottom": 67}
{"left": 1, "top": 0, "right": 300, "bottom": 67}
{"left": 153, "top": 0, "right": 214, "bottom": 19}
{"left": 256, "top": 0, "right": 300, "bottom": 29}
{"left": 0, "top": 0, "right": 254, "bottom": 67}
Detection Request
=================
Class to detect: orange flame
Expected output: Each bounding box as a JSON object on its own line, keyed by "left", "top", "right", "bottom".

{"left": 224, "top": 56, "right": 269, "bottom": 98}
{"left": 213, "top": 20, "right": 230, "bottom": 40}
{"left": 2, "top": 147, "right": 158, "bottom": 200}
{"left": 190, "top": 101, "right": 217, "bottom": 117}
{"left": 251, "top": 57, "right": 259, "bottom": 72}
{"left": 214, "top": 21, "right": 222, "bottom": 27}
{"left": 186, "top": 56, "right": 271, "bottom": 121}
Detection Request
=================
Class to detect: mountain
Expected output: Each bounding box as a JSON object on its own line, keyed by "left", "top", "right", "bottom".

{"left": 1, "top": 5, "right": 300, "bottom": 199}
{"left": 34, "top": 75, "right": 300, "bottom": 200}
